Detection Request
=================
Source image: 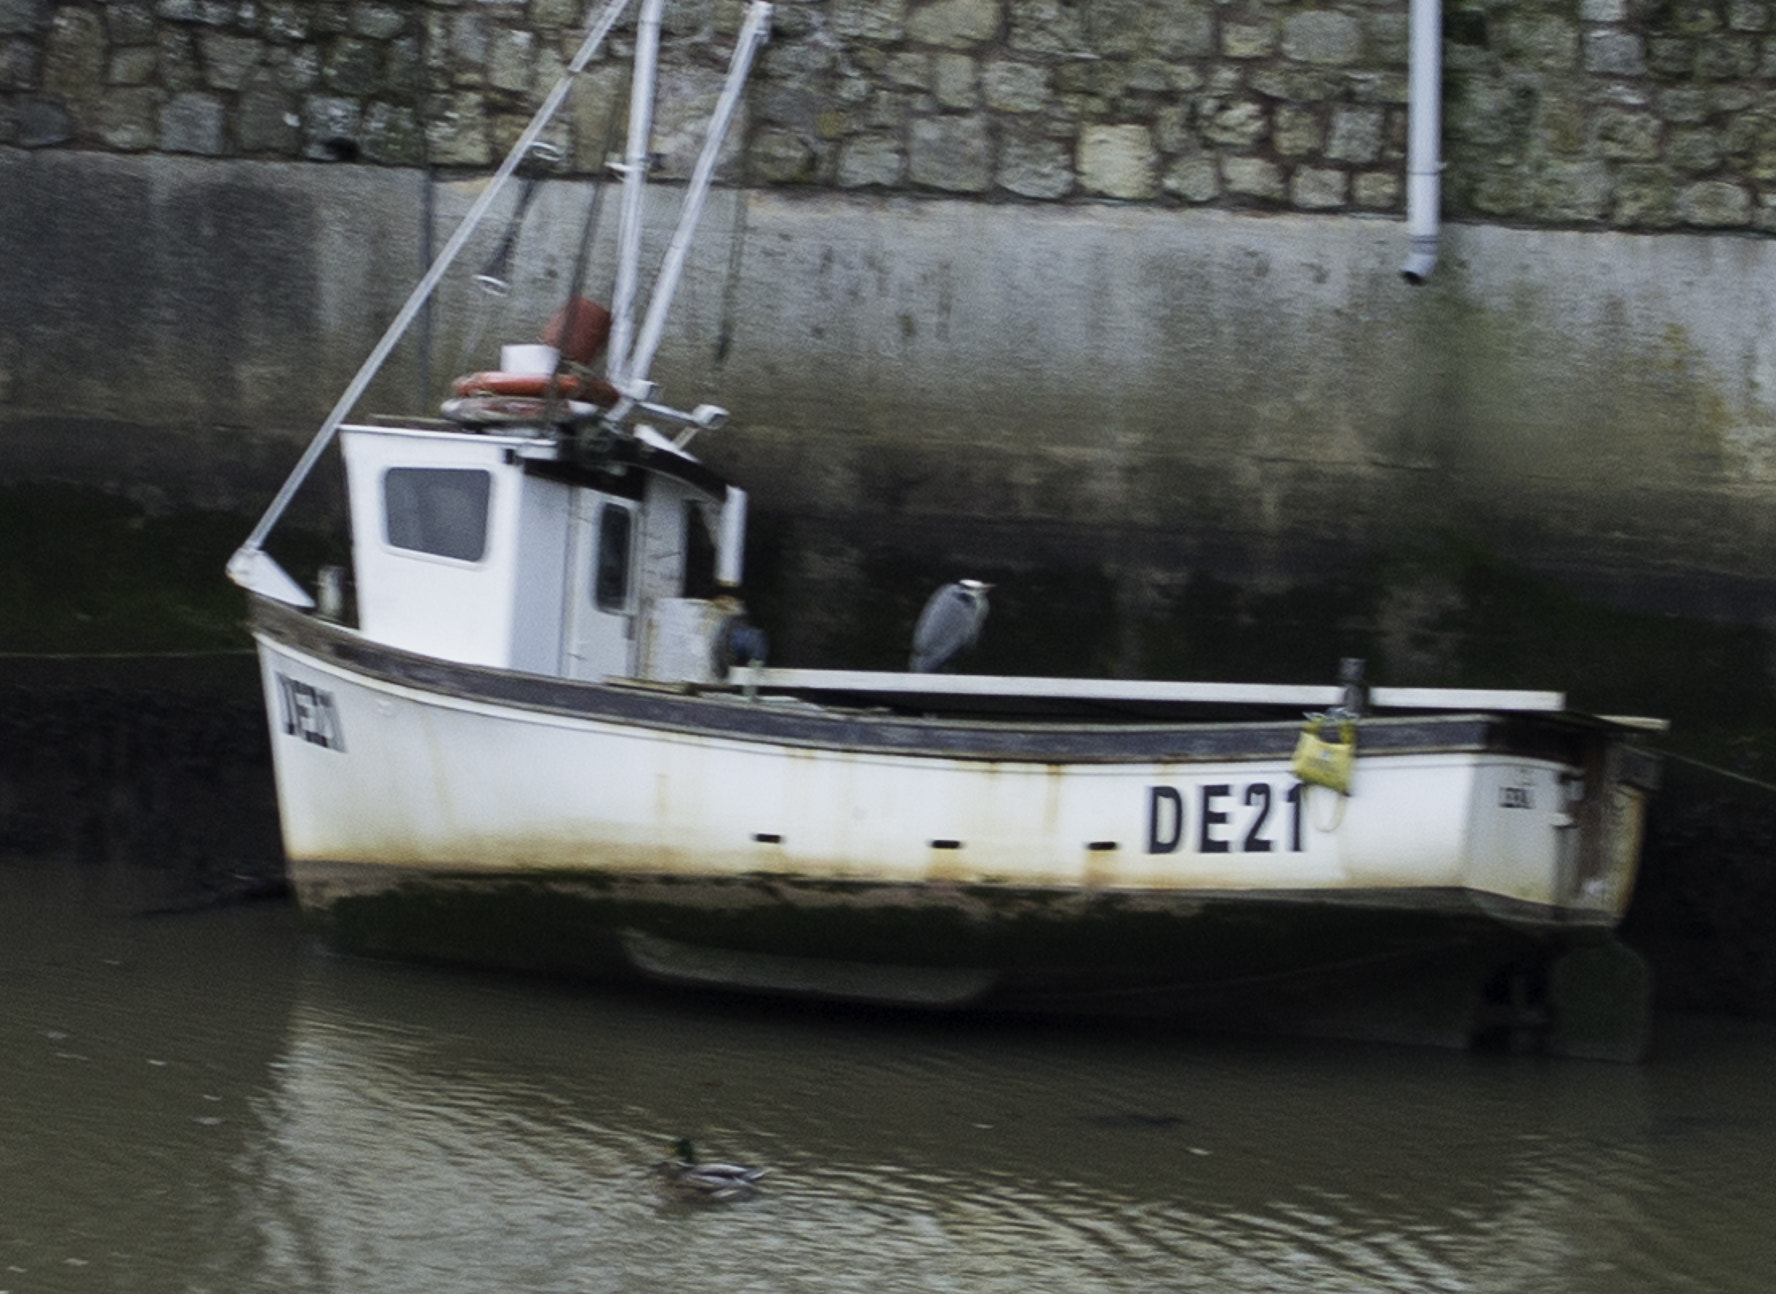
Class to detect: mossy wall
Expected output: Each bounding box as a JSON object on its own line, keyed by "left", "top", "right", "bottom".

{"left": 8, "top": 0, "right": 1776, "bottom": 232}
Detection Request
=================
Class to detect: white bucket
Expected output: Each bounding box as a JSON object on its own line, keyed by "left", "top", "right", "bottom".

{"left": 501, "top": 343, "right": 559, "bottom": 375}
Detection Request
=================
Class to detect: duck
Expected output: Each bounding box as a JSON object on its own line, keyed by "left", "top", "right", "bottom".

{"left": 653, "top": 1138, "right": 764, "bottom": 1203}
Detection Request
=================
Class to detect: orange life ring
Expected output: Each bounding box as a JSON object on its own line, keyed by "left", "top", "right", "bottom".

{"left": 442, "top": 395, "right": 602, "bottom": 426}
{"left": 451, "top": 372, "right": 621, "bottom": 405}
{"left": 454, "top": 371, "right": 578, "bottom": 398}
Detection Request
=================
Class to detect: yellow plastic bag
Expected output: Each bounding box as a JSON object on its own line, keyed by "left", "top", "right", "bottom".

{"left": 1291, "top": 718, "right": 1356, "bottom": 795}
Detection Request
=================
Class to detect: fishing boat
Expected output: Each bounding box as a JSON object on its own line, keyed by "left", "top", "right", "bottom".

{"left": 229, "top": 0, "right": 1662, "bottom": 1057}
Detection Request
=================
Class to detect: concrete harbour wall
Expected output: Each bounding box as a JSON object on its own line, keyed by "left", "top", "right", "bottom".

{"left": 8, "top": 146, "right": 1776, "bottom": 663}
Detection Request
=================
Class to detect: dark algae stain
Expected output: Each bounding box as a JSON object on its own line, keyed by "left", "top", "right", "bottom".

{"left": 0, "top": 483, "right": 344, "bottom": 654}
{"left": 0, "top": 484, "right": 250, "bottom": 653}
{"left": 1371, "top": 537, "right": 1776, "bottom": 757}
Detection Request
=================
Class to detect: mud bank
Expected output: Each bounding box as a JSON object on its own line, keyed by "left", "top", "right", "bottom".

{"left": 0, "top": 661, "right": 285, "bottom": 908}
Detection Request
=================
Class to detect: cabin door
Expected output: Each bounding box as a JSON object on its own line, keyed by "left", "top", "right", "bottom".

{"left": 562, "top": 494, "right": 638, "bottom": 680}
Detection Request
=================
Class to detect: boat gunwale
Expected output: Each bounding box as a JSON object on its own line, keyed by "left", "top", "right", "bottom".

{"left": 250, "top": 595, "right": 1622, "bottom": 769}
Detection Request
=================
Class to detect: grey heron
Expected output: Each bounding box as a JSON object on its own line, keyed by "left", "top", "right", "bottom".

{"left": 909, "top": 579, "right": 992, "bottom": 672}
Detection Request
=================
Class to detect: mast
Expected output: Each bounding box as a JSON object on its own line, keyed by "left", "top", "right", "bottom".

{"left": 606, "top": 0, "right": 664, "bottom": 395}
{"left": 628, "top": 1, "right": 772, "bottom": 390}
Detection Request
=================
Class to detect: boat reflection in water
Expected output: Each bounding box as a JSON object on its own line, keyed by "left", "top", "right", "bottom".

{"left": 1, "top": 863, "right": 1768, "bottom": 1294}
{"left": 205, "top": 954, "right": 1771, "bottom": 1294}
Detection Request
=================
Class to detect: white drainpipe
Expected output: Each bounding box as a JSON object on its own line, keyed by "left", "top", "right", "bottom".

{"left": 1402, "top": 0, "right": 1442, "bottom": 284}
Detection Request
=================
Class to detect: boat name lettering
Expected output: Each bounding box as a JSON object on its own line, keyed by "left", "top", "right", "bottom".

{"left": 1146, "top": 782, "right": 1304, "bottom": 855}
{"left": 276, "top": 673, "right": 346, "bottom": 752}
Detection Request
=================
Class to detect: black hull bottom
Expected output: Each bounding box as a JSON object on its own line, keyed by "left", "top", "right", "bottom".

{"left": 291, "top": 861, "right": 1651, "bottom": 1059}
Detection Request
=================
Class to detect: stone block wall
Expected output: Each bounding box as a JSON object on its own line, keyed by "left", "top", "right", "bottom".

{"left": 4, "top": 0, "right": 1776, "bottom": 231}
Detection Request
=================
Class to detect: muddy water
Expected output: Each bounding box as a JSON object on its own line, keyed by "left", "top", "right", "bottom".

{"left": 2, "top": 857, "right": 1772, "bottom": 1294}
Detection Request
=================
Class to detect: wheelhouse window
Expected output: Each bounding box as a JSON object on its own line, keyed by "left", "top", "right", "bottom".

{"left": 383, "top": 468, "right": 491, "bottom": 562}
{"left": 595, "top": 503, "right": 632, "bottom": 611}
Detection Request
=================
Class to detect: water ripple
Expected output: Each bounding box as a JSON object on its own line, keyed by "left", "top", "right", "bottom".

{"left": 5, "top": 863, "right": 1776, "bottom": 1294}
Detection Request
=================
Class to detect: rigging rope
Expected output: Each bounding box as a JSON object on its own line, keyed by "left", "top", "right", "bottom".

{"left": 1659, "top": 749, "right": 1776, "bottom": 798}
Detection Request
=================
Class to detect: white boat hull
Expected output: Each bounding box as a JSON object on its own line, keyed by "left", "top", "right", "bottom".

{"left": 252, "top": 600, "right": 1656, "bottom": 1051}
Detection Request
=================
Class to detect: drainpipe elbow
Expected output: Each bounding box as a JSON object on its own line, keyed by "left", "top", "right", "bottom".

{"left": 1401, "top": 238, "right": 1439, "bottom": 285}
